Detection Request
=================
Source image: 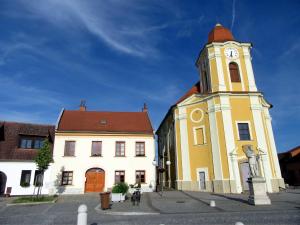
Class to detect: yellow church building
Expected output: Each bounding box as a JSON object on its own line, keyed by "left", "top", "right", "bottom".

{"left": 156, "top": 24, "right": 284, "bottom": 193}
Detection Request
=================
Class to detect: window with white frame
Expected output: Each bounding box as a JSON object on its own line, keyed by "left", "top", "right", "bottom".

{"left": 91, "top": 141, "right": 102, "bottom": 156}
{"left": 193, "top": 126, "right": 206, "bottom": 145}
{"left": 135, "top": 142, "right": 145, "bottom": 156}
{"left": 20, "top": 170, "right": 31, "bottom": 187}
{"left": 237, "top": 123, "right": 251, "bottom": 140}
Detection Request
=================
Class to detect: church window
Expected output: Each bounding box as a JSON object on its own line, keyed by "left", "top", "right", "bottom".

{"left": 196, "top": 128, "right": 204, "bottom": 145}
{"left": 229, "top": 62, "right": 241, "bottom": 82}
{"left": 201, "top": 70, "right": 210, "bottom": 93}
{"left": 238, "top": 123, "right": 251, "bottom": 140}
{"left": 193, "top": 126, "right": 206, "bottom": 145}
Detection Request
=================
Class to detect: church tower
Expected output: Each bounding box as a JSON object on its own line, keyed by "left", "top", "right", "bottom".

{"left": 156, "top": 24, "right": 284, "bottom": 194}
{"left": 196, "top": 23, "right": 257, "bottom": 93}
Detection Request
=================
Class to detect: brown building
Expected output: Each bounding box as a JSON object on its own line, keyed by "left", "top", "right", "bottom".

{"left": 0, "top": 121, "right": 55, "bottom": 195}
{"left": 278, "top": 146, "right": 300, "bottom": 186}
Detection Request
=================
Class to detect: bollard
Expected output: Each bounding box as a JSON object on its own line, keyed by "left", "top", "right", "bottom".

{"left": 210, "top": 200, "right": 216, "bottom": 207}
{"left": 77, "top": 204, "right": 87, "bottom": 225}
{"left": 235, "top": 222, "right": 244, "bottom": 225}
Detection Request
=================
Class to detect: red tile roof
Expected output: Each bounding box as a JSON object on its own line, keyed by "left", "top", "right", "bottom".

{"left": 57, "top": 110, "right": 154, "bottom": 134}
{"left": 176, "top": 82, "right": 201, "bottom": 104}
{"left": 0, "top": 121, "right": 55, "bottom": 161}
{"left": 208, "top": 23, "right": 234, "bottom": 43}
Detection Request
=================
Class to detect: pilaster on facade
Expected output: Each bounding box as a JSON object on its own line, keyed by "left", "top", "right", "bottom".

{"left": 263, "top": 108, "right": 283, "bottom": 179}
{"left": 219, "top": 95, "right": 242, "bottom": 193}
{"left": 242, "top": 46, "right": 257, "bottom": 92}
{"left": 177, "top": 106, "right": 191, "bottom": 181}
{"left": 250, "top": 96, "right": 273, "bottom": 192}
{"left": 207, "top": 99, "right": 223, "bottom": 181}
{"left": 208, "top": 47, "right": 226, "bottom": 92}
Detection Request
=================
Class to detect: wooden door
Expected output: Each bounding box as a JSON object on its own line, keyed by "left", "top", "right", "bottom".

{"left": 85, "top": 170, "right": 105, "bottom": 193}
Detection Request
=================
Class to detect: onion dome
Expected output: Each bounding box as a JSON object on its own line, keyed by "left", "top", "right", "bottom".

{"left": 208, "top": 23, "right": 234, "bottom": 43}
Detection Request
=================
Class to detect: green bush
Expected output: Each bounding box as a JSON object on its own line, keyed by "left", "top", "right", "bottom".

{"left": 112, "top": 182, "right": 129, "bottom": 194}
{"left": 20, "top": 181, "right": 30, "bottom": 187}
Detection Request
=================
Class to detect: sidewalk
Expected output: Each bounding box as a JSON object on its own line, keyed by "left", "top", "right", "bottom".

{"left": 96, "top": 189, "right": 300, "bottom": 215}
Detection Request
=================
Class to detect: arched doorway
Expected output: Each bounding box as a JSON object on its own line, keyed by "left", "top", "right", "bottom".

{"left": 85, "top": 168, "right": 105, "bottom": 193}
{"left": 0, "top": 171, "right": 7, "bottom": 195}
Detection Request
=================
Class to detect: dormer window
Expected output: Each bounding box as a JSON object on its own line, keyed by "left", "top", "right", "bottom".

{"left": 19, "top": 135, "right": 45, "bottom": 149}
{"left": 229, "top": 62, "right": 241, "bottom": 82}
{"left": 100, "top": 119, "right": 107, "bottom": 125}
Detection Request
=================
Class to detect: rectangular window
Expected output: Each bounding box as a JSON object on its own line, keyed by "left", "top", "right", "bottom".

{"left": 238, "top": 123, "right": 251, "bottom": 140}
{"left": 34, "top": 170, "right": 44, "bottom": 186}
{"left": 64, "top": 141, "right": 75, "bottom": 156}
{"left": 61, "top": 171, "right": 73, "bottom": 185}
{"left": 34, "top": 139, "right": 44, "bottom": 149}
{"left": 195, "top": 128, "right": 204, "bottom": 145}
{"left": 91, "top": 141, "right": 102, "bottom": 156}
{"left": 115, "top": 171, "right": 125, "bottom": 184}
{"left": 115, "top": 141, "right": 125, "bottom": 156}
{"left": 136, "top": 170, "right": 146, "bottom": 183}
{"left": 19, "top": 136, "right": 45, "bottom": 149}
{"left": 135, "top": 142, "right": 145, "bottom": 156}
{"left": 20, "top": 170, "right": 31, "bottom": 187}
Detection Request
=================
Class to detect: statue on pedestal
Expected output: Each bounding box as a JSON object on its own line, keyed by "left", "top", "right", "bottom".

{"left": 242, "top": 145, "right": 259, "bottom": 177}
{"left": 242, "top": 145, "right": 271, "bottom": 205}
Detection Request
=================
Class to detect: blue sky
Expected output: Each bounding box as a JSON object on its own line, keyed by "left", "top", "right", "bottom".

{"left": 0, "top": 0, "right": 299, "bottom": 152}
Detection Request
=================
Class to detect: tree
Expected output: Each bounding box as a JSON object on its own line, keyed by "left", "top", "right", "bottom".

{"left": 34, "top": 139, "right": 53, "bottom": 198}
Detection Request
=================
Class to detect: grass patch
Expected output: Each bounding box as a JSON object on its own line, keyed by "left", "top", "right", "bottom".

{"left": 12, "top": 196, "right": 57, "bottom": 204}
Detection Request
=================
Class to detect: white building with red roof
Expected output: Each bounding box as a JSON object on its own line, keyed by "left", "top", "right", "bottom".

{"left": 48, "top": 102, "right": 156, "bottom": 194}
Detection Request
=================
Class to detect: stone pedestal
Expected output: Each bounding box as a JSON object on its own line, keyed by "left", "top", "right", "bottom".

{"left": 248, "top": 177, "right": 271, "bottom": 205}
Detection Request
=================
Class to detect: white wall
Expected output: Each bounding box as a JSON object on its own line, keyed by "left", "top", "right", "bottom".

{"left": 48, "top": 134, "right": 156, "bottom": 194}
{"left": 0, "top": 161, "right": 51, "bottom": 196}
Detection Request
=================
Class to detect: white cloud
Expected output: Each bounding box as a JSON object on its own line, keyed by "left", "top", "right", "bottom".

{"left": 20, "top": 0, "right": 203, "bottom": 58}
{"left": 20, "top": 0, "right": 160, "bottom": 57}
{"left": 231, "top": 0, "right": 236, "bottom": 31}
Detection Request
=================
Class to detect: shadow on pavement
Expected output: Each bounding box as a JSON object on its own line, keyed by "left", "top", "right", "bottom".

{"left": 212, "top": 193, "right": 249, "bottom": 204}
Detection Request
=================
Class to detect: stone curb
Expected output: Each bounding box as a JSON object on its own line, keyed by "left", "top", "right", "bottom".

{"left": 6, "top": 198, "right": 57, "bottom": 206}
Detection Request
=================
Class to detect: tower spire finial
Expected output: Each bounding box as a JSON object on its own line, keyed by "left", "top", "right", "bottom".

{"left": 79, "top": 99, "right": 86, "bottom": 111}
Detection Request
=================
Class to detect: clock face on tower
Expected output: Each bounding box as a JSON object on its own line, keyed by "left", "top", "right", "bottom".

{"left": 224, "top": 47, "right": 239, "bottom": 59}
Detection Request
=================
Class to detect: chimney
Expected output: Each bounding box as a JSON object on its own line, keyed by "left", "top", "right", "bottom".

{"left": 142, "top": 103, "right": 148, "bottom": 112}
{"left": 79, "top": 100, "right": 86, "bottom": 111}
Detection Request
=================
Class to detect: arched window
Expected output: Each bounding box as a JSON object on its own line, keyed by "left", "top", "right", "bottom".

{"left": 202, "top": 71, "right": 210, "bottom": 93}
{"left": 229, "top": 62, "right": 241, "bottom": 82}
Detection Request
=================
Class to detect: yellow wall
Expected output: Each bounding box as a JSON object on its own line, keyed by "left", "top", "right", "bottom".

{"left": 185, "top": 101, "right": 214, "bottom": 182}
{"left": 230, "top": 97, "right": 258, "bottom": 157}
